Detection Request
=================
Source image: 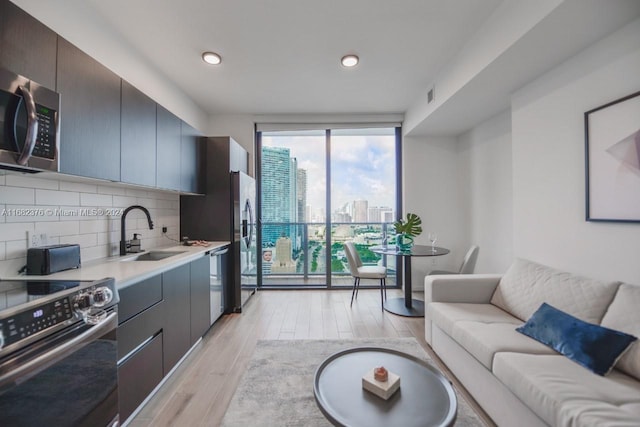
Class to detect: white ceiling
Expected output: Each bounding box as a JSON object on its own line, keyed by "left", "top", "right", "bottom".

{"left": 37, "top": 0, "right": 502, "bottom": 116}
{"left": 407, "top": 0, "right": 640, "bottom": 136}
{"left": 12, "top": 0, "right": 640, "bottom": 136}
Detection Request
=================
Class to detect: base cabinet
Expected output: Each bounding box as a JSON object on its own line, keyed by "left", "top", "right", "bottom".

{"left": 116, "top": 275, "right": 163, "bottom": 421}
{"left": 162, "top": 263, "right": 191, "bottom": 375}
{"left": 117, "top": 255, "right": 212, "bottom": 423}
{"left": 118, "top": 333, "right": 163, "bottom": 421}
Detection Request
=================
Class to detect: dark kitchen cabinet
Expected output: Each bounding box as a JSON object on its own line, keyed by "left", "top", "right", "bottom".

{"left": 117, "top": 275, "right": 163, "bottom": 358}
{"left": 56, "top": 38, "right": 121, "bottom": 181}
{"left": 121, "top": 80, "right": 156, "bottom": 186}
{"left": 118, "top": 332, "right": 163, "bottom": 422}
{"left": 181, "top": 137, "right": 247, "bottom": 243}
{"left": 116, "top": 256, "right": 218, "bottom": 424}
{"left": 162, "top": 263, "right": 191, "bottom": 375}
{"left": 181, "top": 121, "right": 202, "bottom": 194}
{"left": 117, "top": 274, "right": 164, "bottom": 423}
{"left": 156, "top": 105, "right": 182, "bottom": 191}
{"left": 117, "top": 274, "right": 163, "bottom": 325}
{"left": 190, "top": 255, "right": 211, "bottom": 344}
{"left": 0, "top": 0, "right": 57, "bottom": 88}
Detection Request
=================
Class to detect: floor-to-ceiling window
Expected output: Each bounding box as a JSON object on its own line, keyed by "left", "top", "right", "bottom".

{"left": 257, "top": 125, "right": 401, "bottom": 288}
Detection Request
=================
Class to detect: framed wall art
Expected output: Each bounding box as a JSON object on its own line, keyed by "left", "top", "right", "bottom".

{"left": 585, "top": 90, "right": 640, "bottom": 222}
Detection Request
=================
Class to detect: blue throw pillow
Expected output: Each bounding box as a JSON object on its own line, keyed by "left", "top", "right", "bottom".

{"left": 516, "top": 303, "right": 637, "bottom": 376}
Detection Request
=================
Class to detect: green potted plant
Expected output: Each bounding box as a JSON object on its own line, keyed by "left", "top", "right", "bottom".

{"left": 393, "top": 213, "right": 422, "bottom": 251}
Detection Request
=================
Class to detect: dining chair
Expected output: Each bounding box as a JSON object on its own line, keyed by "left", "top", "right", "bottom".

{"left": 427, "top": 245, "right": 479, "bottom": 275}
{"left": 343, "top": 241, "right": 387, "bottom": 311}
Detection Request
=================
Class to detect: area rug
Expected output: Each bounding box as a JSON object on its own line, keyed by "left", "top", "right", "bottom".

{"left": 221, "top": 338, "right": 485, "bottom": 426}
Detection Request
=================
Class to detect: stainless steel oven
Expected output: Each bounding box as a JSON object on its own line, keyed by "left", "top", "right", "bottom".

{"left": 0, "top": 67, "right": 60, "bottom": 173}
{"left": 0, "top": 278, "right": 119, "bottom": 426}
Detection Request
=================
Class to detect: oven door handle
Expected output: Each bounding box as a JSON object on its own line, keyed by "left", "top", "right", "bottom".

{"left": 15, "top": 85, "right": 39, "bottom": 166}
{"left": 0, "top": 312, "right": 117, "bottom": 388}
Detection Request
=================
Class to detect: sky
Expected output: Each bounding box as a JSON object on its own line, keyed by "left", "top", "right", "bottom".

{"left": 262, "top": 129, "right": 396, "bottom": 216}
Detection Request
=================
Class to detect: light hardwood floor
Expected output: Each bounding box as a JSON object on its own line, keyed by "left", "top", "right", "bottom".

{"left": 128, "top": 288, "right": 495, "bottom": 427}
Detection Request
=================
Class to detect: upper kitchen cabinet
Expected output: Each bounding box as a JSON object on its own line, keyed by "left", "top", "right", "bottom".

{"left": 0, "top": 0, "right": 57, "bottom": 88}
{"left": 121, "top": 80, "right": 156, "bottom": 187}
{"left": 207, "top": 136, "right": 248, "bottom": 175}
{"left": 180, "top": 121, "right": 202, "bottom": 194}
{"left": 57, "top": 38, "right": 121, "bottom": 181}
{"left": 156, "top": 105, "right": 182, "bottom": 191}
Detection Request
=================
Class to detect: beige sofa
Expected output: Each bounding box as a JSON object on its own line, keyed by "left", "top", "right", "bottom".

{"left": 424, "top": 258, "right": 640, "bottom": 427}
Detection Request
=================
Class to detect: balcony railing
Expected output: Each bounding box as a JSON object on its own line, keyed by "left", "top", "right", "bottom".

{"left": 260, "top": 222, "right": 398, "bottom": 288}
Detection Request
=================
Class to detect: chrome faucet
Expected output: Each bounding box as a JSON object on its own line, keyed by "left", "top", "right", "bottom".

{"left": 120, "top": 205, "right": 154, "bottom": 255}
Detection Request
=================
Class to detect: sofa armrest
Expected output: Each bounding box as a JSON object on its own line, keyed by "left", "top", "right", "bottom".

{"left": 424, "top": 274, "right": 502, "bottom": 304}
{"left": 424, "top": 274, "right": 503, "bottom": 345}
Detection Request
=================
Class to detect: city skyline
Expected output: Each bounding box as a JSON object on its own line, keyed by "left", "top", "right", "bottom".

{"left": 262, "top": 130, "right": 396, "bottom": 224}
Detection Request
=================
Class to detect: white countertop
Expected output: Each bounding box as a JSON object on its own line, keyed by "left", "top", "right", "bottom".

{"left": 3, "top": 242, "right": 230, "bottom": 289}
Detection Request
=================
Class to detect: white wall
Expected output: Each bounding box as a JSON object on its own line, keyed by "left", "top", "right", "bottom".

{"left": 511, "top": 18, "right": 640, "bottom": 283}
{"left": 402, "top": 136, "right": 465, "bottom": 284}
{"left": 0, "top": 172, "right": 180, "bottom": 277}
{"left": 207, "top": 114, "right": 256, "bottom": 175}
{"left": 404, "top": 0, "right": 563, "bottom": 134}
{"left": 206, "top": 113, "right": 406, "bottom": 177}
{"left": 458, "top": 111, "right": 513, "bottom": 273}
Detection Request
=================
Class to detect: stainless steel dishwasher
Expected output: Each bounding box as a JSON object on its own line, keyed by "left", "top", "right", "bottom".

{"left": 209, "top": 246, "right": 228, "bottom": 324}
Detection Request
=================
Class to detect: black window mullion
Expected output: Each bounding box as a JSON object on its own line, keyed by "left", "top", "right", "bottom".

{"left": 255, "top": 127, "right": 263, "bottom": 288}
{"left": 325, "top": 129, "right": 332, "bottom": 289}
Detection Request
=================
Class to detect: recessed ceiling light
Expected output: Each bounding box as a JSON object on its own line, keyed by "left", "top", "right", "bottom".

{"left": 202, "top": 51, "right": 222, "bottom": 65}
{"left": 341, "top": 54, "right": 359, "bottom": 68}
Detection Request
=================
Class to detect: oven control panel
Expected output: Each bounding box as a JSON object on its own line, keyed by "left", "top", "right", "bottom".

{"left": 0, "top": 297, "right": 73, "bottom": 350}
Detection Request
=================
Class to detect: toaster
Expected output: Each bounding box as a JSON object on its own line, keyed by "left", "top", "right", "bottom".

{"left": 27, "top": 244, "right": 81, "bottom": 275}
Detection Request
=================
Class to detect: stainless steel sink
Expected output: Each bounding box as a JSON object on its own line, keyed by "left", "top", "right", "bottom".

{"left": 123, "top": 251, "right": 186, "bottom": 261}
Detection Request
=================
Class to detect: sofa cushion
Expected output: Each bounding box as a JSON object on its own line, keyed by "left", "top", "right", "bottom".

{"left": 451, "top": 321, "right": 556, "bottom": 369}
{"left": 490, "top": 258, "right": 619, "bottom": 323}
{"left": 427, "top": 302, "right": 519, "bottom": 337}
{"left": 601, "top": 283, "right": 640, "bottom": 380}
{"left": 516, "top": 303, "right": 637, "bottom": 375}
{"left": 493, "top": 352, "right": 640, "bottom": 426}
{"left": 558, "top": 400, "right": 640, "bottom": 427}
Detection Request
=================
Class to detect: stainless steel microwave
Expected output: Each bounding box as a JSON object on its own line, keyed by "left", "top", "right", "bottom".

{"left": 0, "top": 67, "right": 60, "bottom": 172}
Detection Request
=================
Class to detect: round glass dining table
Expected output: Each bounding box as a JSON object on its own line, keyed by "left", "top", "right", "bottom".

{"left": 370, "top": 245, "right": 449, "bottom": 317}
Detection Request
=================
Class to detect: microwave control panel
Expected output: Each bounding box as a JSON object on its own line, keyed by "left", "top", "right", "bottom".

{"left": 30, "top": 104, "right": 56, "bottom": 160}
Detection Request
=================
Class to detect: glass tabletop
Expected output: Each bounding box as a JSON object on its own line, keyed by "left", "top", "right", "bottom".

{"left": 370, "top": 244, "right": 449, "bottom": 257}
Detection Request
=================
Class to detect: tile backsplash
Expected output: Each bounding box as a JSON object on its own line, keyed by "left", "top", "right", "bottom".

{"left": 0, "top": 172, "right": 180, "bottom": 277}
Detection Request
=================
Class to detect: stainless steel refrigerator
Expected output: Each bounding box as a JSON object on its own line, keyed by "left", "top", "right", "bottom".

{"left": 232, "top": 171, "right": 257, "bottom": 309}
{"left": 180, "top": 137, "right": 256, "bottom": 313}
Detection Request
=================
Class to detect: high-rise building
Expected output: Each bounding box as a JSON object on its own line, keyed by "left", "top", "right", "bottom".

{"left": 368, "top": 206, "right": 381, "bottom": 222}
{"left": 262, "top": 146, "right": 292, "bottom": 245}
{"left": 382, "top": 210, "right": 395, "bottom": 223}
{"left": 297, "top": 168, "right": 307, "bottom": 226}
{"left": 290, "top": 157, "right": 298, "bottom": 223}
{"left": 353, "top": 199, "right": 368, "bottom": 223}
{"left": 333, "top": 212, "right": 352, "bottom": 223}
{"left": 368, "top": 206, "right": 394, "bottom": 223}
{"left": 271, "top": 236, "right": 297, "bottom": 273}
